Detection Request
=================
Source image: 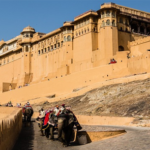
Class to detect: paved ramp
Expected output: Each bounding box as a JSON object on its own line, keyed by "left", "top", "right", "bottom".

{"left": 13, "top": 122, "right": 150, "bottom": 150}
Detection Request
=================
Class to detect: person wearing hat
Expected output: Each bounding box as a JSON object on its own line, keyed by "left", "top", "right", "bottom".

{"left": 24, "top": 102, "right": 33, "bottom": 122}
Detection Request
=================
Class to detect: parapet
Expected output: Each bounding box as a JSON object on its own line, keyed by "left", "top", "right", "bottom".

{"left": 130, "top": 36, "right": 150, "bottom": 47}
{"left": 101, "top": 3, "right": 150, "bottom": 19}
{"left": 0, "top": 107, "right": 22, "bottom": 150}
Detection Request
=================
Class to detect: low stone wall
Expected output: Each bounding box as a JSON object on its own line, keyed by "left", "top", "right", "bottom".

{"left": 76, "top": 115, "right": 134, "bottom": 126}
{"left": 0, "top": 107, "right": 22, "bottom": 150}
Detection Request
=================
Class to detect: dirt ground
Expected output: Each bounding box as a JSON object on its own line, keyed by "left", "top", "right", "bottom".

{"left": 33, "top": 78, "right": 150, "bottom": 125}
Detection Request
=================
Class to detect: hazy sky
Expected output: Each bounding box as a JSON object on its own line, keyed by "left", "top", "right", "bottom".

{"left": 0, "top": 0, "right": 150, "bottom": 41}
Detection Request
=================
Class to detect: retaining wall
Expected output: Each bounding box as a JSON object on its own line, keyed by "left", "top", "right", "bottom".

{"left": 0, "top": 107, "right": 22, "bottom": 150}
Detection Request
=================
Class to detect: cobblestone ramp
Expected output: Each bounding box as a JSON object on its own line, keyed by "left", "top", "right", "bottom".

{"left": 13, "top": 123, "right": 150, "bottom": 150}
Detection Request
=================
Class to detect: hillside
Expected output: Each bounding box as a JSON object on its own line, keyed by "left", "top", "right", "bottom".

{"left": 33, "top": 78, "right": 150, "bottom": 125}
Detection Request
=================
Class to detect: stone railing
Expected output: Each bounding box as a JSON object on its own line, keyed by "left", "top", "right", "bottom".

{"left": 101, "top": 3, "right": 150, "bottom": 19}
{"left": 130, "top": 36, "right": 150, "bottom": 46}
{"left": 0, "top": 107, "right": 22, "bottom": 150}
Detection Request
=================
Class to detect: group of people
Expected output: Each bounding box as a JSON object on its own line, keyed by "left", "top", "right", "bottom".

{"left": 5, "top": 101, "right": 33, "bottom": 122}
{"left": 109, "top": 58, "right": 117, "bottom": 64}
{"left": 6, "top": 101, "right": 13, "bottom": 107}
{"left": 36, "top": 104, "right": 82, "bottom": 147}
{"left": 22, "top": 102, "right": 33, "bottom": 121}
{"left": 18, "top": 83, "right": 29, "bottom": 89}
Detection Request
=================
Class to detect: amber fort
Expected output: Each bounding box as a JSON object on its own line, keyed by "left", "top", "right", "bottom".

{"left": 0, "top": 2, "right": 150, "bottom": 99}
{"left": 2, "top": 2, "right": 150, "bottom": 150}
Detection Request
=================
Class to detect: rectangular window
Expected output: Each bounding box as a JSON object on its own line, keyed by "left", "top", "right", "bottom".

{"left": 51, "top": 45, "right": 53, "bottom": 51}
{"left": 61, "top": 41, "right": 63, "bottom": 47}
{"left": 54, "top": 44, "right": 56, "bottom": 49}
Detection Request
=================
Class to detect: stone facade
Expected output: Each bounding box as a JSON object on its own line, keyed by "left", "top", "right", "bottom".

{"left": 0, "top": 3, "right": 150, "bottom": 92}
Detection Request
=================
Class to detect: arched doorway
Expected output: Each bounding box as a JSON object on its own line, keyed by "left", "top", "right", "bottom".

{"left": 140, "top": 26, "right": 145, "bottom": 34}
{"left": 147, "top": 27, "right": 150, "bottom": 35}
{"left": 119, "top": 46, "right": 124, "bottom": 51}
{"left": 131, "top": 23, "right": 138, "bottom": 33}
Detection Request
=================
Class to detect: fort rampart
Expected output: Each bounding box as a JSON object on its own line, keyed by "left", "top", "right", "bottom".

{"left": 0, "top": 107, "right": 22, "bottom": 150}
{"left": 0, "top": 52, "right": 150, "bottom": 105}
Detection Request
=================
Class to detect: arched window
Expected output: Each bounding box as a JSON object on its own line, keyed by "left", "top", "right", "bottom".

{"left": 112, "top": 20, "right": 115, "bottom": 26}
{"left": 61, "top": 41, "right": 63, "bottom": 47}
{"left": 106, "top": 11, "right": 110, "bottom": 16}
{"left": 87, "top": 28, "right": 89, "bottom": 32}
{"left": 25, "top": 46, "right": 29, "bottom": 52}
{"left": 101, "top": 11, "right": 104, "bottom": 18}
{"left": 125, "top": 28, "right": 128, "bottom": 32}
{"left": 125, "top": 19, "right": 128, "bottom": 25}
{"left": 58, "top": 43, "right": 60, "bottom": 47}
{"left": 93, "top": 27, "right": 97, "bottom": 32}
{"left": 147, "top": 27, "right": 150, "bottom": 35}
{"left": 51, "top": 45, "right": 53, "bottom": 51}
{"left": 38, "top": 50, "right": 40, "bottom": 55}
{"left": 41, "top": 49, "right": 43, "bottom": 54}
{"left": 112, "top": 11, "right": 115, "bottom": 17}
{"left": 64, "top": 36, "right": 67, "bottom": 42}
{"left": 120, "top": 18, "right": 123, "bottom": 23}
{"left": 76, "top": 32, "right": 78, "bottom": 36}
{"left": 119, "top": 46, "right": 124, "bottom": 51}
{"left": 106, "top": 20, "right": 110, "bottom": 26}
{"left": 120, "top": 27, "right": 123, "bottom": 31}
{"left": 67, "top": 35, "right": 71, "bottom": 41}
{"left": 54, "top": 44, "right": 56, "bottom": 49}
{"left": 79, "top": 31, "right": 80, "bottom": 35}
{"left": 131, "top": 23, "right": 138, "bottom": 32}
{"left": 140, "top": 26, "right": 144, "bottom": 34}
{"left": 102, "top": 20, "right": 105, "bottom": 27}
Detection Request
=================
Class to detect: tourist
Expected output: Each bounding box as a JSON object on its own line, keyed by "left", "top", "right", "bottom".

{"left": 6, "top": 101, "right": 13, "bottom": 107}
{"left": 23, "top": 102, "right": 33, "bottom": 122}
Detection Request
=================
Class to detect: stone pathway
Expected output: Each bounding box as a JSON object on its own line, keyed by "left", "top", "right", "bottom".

{"left": 13, "top": 122, "right": 150, "bottom": 150}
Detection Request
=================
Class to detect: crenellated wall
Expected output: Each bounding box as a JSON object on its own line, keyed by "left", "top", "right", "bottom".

{"left": 0, "top": 107, "right": 22, "bottom": 150}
